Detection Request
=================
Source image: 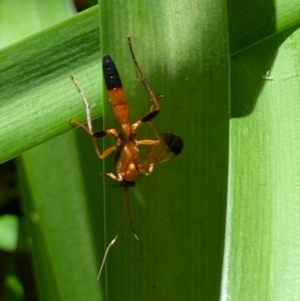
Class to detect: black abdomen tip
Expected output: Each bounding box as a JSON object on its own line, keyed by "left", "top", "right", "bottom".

{"left": 103, "top": 55, "right": 123, "bottom": 90}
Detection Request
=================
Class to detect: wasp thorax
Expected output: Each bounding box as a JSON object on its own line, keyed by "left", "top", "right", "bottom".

{"left": 122, "top": 163, "right": 138, "bottom": 182}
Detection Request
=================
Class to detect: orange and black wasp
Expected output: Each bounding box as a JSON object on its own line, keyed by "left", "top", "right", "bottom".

{"left": 70, "top": 37, "right": 183, "bottom": 278}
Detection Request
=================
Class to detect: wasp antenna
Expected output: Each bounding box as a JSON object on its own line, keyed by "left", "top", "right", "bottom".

{"left": 97, "top": 235, "right": 119, "bottom": 280}
{"left": 97, "top": 191, "right": 129, "bottom": 280}
{"left": 124, "top": 187, "right": 139, "bottom": 240}
{"left": 124, "top": 187, "right": 148, "bottom": 267}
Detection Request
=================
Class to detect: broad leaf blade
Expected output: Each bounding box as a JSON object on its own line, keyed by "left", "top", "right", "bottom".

{"left": 222, "top": 25, "right": 300, "bottom": 301}
{"left": 228, "top": 0, "right": 300, "bottom": 53}
{"left": 0, "top": 7, "right": 101, "bottom": 163}
{"left": 20, "top": 131, "right": 104, "bottom": 300}
{"left": 0, "top": 1, "right": 104, "bottom": 300}
{"left": 98, "top": 0, "right": 229, "bottom": 300}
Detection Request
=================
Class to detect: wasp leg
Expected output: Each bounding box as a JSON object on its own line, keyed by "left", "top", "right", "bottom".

{"left": 70, "top": 118, "right": 119, "bottom": 160}
{"left": 140, "top": 163, "right": 154, "bottom": 176}
{"left": 70, "top": 75, "right": 122, "bottom": 159}
{"left": 136, "top": 139, "right": 159, "bottom": 146}
{"left": 70, "top": 75, "right": 94, "bottom": 132}
{"left": 127, "top": 37, "right": 160, "bottom": 135}
{"left": 127, "top": 37, "right": 160, "bottom": 113}
{"left": 132, "top": 119, "right": 160, "bottom": 140}
{"left": 146, "top": 164, "right": 154, "bottom": 175}
{"left": 107, "top": 172, "right": 122, "bottom": 181}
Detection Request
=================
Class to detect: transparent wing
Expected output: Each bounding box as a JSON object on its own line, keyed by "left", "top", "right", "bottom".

{"left": 139, "top": 133, "right": 183, "bottom": 174}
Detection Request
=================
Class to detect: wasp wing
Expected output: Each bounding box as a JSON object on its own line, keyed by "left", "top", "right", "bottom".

{"left": 139, "top": 133, "right": 183, "bottom": 175}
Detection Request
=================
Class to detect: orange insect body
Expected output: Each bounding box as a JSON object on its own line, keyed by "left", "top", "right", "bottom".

{"left": 107, "top": 88, "right": 130, "bottom": 135}
{"left": 70, "top": 37, "right": 183, "bottom": 279}
{"left": 115, "top": 142, "right": 139, "bottom": 183}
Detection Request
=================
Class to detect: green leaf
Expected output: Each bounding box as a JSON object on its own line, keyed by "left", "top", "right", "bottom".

{"left": 19, "top": 131, "right": 104, "bottom": 300}
{"left": 0, "top": 6, "right": 101, "bottom": 163}
{"left": 2, "top": 0, "right": 229, "bottom": 299}
{"left": 0, "top": 1, "right": 104, "bottom": 300}
{"left": 228, "top": 0, "right": 300, "bottom": 53}
{"left": 4, "top": 0, "right": 300, "bottom": 300}
{"left": 222, "top": 27, "right": 300, "bottom": 301}
{"left": 0, "top": 0, "right": 75, "bottom": 47}
{"left": 98, "top": 0, "right": 229, "bottom": 300}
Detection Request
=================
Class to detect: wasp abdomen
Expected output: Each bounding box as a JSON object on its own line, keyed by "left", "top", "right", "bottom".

{"left": 103, "top": 55, "right": 123, "bottom": 90}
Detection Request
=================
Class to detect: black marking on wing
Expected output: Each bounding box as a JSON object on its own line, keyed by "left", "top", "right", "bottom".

{"left": 161, "top": 133, "right": 183, "bottom": 156}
